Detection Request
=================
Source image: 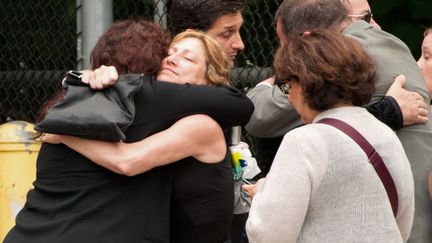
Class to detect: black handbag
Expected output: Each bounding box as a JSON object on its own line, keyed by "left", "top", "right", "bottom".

{"left": 35, "top": 72, "right": 144, "bottom": 141}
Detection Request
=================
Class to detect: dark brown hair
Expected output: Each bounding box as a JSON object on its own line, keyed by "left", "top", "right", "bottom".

{"left": 169, "top": 0, "right": 245, "bottom": 34}
{"left": 38, "top": 19, "right": 171, "bottom": 123}
{"left": 274, "top": 30, "right": 377, "bottom": 111}
{"left": 90, "top": 18, "right": 171, "bottom": 75}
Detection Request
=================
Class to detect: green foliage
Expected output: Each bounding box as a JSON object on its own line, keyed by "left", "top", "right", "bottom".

{"left": 370, "top": 0, "right": 432, "bottom": 59}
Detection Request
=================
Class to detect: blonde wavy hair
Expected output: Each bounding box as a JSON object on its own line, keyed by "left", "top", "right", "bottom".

{"left": 170, "top": 30, "right": 230, "bottom": 86}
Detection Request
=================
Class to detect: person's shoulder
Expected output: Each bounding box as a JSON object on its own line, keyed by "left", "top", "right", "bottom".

{"left": 282, "top": 123, "right": 330, "bottom": 148}
{"left": 343, "top": 21, "right": 406, "bottom": 48}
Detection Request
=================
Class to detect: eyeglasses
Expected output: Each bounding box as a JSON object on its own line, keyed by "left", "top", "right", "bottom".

{"left": 349, "top": 10, "right": 373, "bottom": 23}
{"left": 275, "top": 76, "right": 296, "bottom": 95}
{"left": 277, "top": 82, "right": 291, "bottom": 95}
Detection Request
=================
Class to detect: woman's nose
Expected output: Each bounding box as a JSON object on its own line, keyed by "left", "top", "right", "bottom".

{"left": 166, "top": 54, "right": 178, "bottom": 65}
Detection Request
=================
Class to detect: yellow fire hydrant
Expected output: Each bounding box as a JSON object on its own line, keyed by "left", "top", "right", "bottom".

{"left": 0, "top": 121, "right": 40, "bottom": 240}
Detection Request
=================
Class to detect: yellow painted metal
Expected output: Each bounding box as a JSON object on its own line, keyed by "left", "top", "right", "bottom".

{"left": 0, "top": 121, "right": 40, "bottom": 241}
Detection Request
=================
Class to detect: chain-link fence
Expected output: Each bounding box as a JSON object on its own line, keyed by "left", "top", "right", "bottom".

{"left": 0, "top": 0, "right": 76, "bottom": 123}
{"left": 1, "top": 0, "right": 281, "bottom": 124}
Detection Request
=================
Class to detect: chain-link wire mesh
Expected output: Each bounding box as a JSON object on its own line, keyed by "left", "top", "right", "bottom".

{"left": 1, "top": 0, "right": 280, "bottom": 124}
{"left": 0, "top": 0, "right": 76, "bottom": 123}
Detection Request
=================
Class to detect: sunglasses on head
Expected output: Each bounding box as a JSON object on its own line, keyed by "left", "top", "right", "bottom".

{"left": 349, "top": 10, "right": 373, "bottom": 23}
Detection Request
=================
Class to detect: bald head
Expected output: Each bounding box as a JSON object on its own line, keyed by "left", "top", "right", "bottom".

{"left": 275, "top": 0, "right": 349, "bottom": 42}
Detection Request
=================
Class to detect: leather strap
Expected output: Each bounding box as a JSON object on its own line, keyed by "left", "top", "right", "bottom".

{"left": 318, "top": 118, "right": 398, "bottom": 217}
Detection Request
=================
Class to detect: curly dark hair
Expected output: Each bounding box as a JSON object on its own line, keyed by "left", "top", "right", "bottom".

{"left": 274, "top": 30, "right": 377, "bottom": 111}
{"left": 169, "top": 0, "right": 245, "bottom": 34}
{"left": 38, "top": 19, "right": 171, "bottom": 123}
{"left": 90, "top": 18, "right": 171, "bottom": 75}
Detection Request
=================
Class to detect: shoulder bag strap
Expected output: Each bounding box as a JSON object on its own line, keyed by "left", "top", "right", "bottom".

{"left": 318, "top": 118, "right": 398, "bottom": 217}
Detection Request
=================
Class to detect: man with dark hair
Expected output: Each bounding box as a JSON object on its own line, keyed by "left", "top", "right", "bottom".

{"left": 246, "top": 0, "right": 432, "bottom": 241}
{"left": 169, "top": 0, "right": 245, "bottom": 69}
{"left": 169, "top": 2, "right": 251, "bottom": 242}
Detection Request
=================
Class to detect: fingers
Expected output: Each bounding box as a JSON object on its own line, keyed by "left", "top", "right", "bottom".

{"left": 91, "top": 67, "right": 107, "bottom": 90}
{"left": 37, "top": 133, "right": 48, "bottom": 143}
{"left": 40, "top": 133, "right": 62, "bottom": 144}
{"left": 40, "top": 133, "right": 50, "bottom": 143}
{"left": 386, "top": 75, "right": 406, "bottom": 97}
{"left": 416, "top": 106, "right": 429, "bottom": 123}
{"left": 242, "top": 184, "right": 254, "bottom": 198}
{"left": 107, "top": 66, "right": 119, "bottom": 84}
{"left": 394, "top": 74, "right": 406, "bottom": 87}
{"left": 417, "top": 97, "right": 427, "bottom": 109}
{"left": 403, "top": 97, "right": 429, "bottom": 125}
{"left": 86, "top": 65, "right": 119, "bottom": 90}
{"left": 241, "top": 178, "right": 266, "bottom": 200}
{"left": 413, "top": 114, "right": 429, "bottom": 124}
{"left": 80, "top": 70, "right": 92, "bottom": 84}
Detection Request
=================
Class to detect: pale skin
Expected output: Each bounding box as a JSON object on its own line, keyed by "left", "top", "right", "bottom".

{"left": 206, "top": 12, "right": 245, "bottom": 68}
{"left": 81, "top": 11, "right": 245, "bottom": 89}
{"left": 417, "top": 31, "right": 432, "bottom": 100}
{"left": 46, "top": 36, "right": 229, "bottom": 175}
{"left": 43, "top": 114, "right": 226, "bottom": 176}
{"left": 157, "top": 37, "right": 208, "bottom": 85}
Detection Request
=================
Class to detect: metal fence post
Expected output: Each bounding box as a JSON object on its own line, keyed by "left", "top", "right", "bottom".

{"left": 79, "top": 0, "right": 113, "bottom": 69}
{"left": 153, "top": 0, "right": 167, "bottom": 29}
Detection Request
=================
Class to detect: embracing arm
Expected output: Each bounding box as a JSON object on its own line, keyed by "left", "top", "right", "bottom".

{"left": 367, "top": 75, "right": 428, "bottom": 130}
{"left": 78, "top": 66, "right": 254, "bottom": 128}
{"left": 366, "top": 97, "right": 403, "bottom": 130}
{"left": 44, "top": 114, "right": 226, "bottom": 176}
{"left": 153, "top": 81, "right": 254, "bottom": 128}
{"left": 246, "top": 75, "right": 428, "bottom": 137}
{"left": 245, "top": 82, "right": 303, "bottom": 137}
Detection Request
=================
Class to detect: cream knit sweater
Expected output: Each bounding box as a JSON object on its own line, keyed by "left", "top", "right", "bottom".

{"left": 246, "top": 107, "right": 414, "bottom": 243}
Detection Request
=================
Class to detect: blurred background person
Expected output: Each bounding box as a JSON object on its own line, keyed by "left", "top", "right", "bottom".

{"left": 418, "top": 27, "right": 432, "bottom": 102}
